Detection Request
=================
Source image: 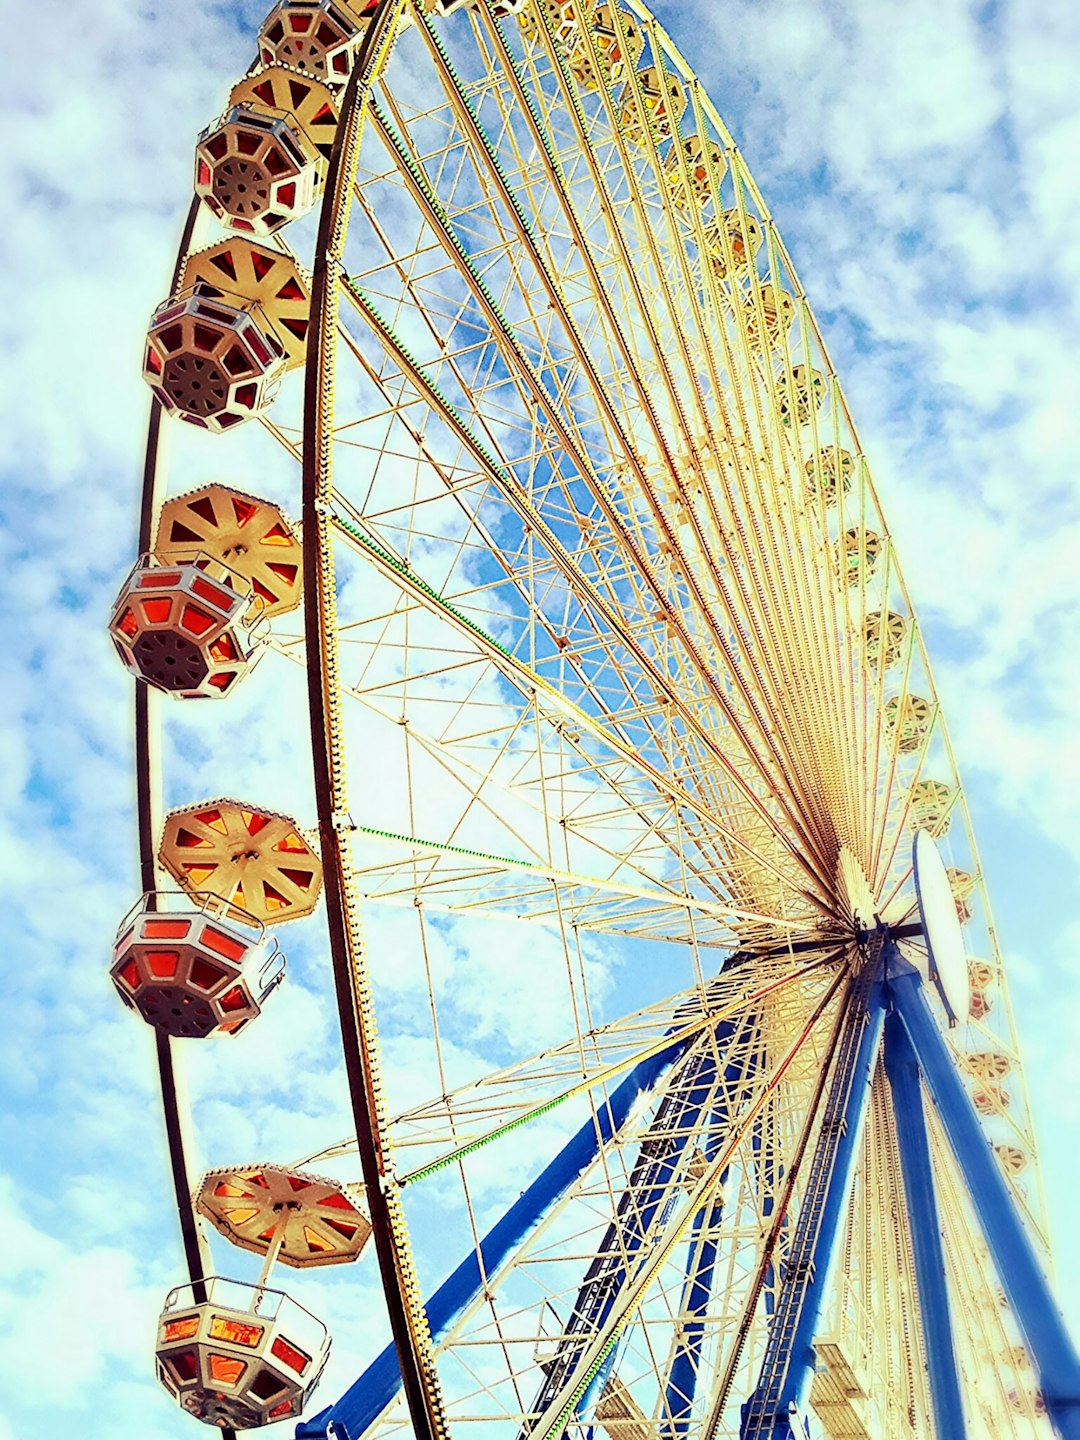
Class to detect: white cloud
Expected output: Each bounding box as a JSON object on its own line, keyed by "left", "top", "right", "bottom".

{"left": 4, "top": 2, "right": 1080, "bottom": 1433}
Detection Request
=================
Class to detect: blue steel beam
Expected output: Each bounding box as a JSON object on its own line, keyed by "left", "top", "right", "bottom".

{"left": 527, "top": 1033, "right": 729, "bottom": 1432}
{"left": 660, "top": 1190, "right": 726, "bottom": 1438}
{"left": 658, "top": 1034, "right": 748, "bottom": 1440}
{"left": 296, "top": 1031, "right": 690, "bottom": 1440}
{"left": 883, "top": 1007, "right": 966, "bottom": 1440}
{"left": 741, "top": 961, "right": 886, "bottom": 1439}
{"left": 750, "top": 1104, "right": 783, "bottom": 1323}
{"left": 889, "top": 957, "right": 1080, "bottom": 1440}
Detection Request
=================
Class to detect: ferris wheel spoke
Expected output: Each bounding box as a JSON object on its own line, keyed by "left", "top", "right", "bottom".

{"left": 113, "top": 5, "right": 1062, "bottom": 1438}
{"left": 319, "top": 513, "right": 828, "bottom": 919}
{"left": 321, "top": 347, "right": 835, "bottom": 915}
{"left": 333, "top": 278, "right": 835, "bottom": 905}
{"left": 502, "top": 14, "right": 860, "bottom": 848}
{"left": 346, "top": 70, "right": 841, "bottom": 861}
{"left": 386, "top": 953, "right": 839, "bottom": 1184}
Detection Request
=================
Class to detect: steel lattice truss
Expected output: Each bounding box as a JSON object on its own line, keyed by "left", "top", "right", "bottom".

{"left": 120, "top": 3, "right": 1066, "bottom": 1440}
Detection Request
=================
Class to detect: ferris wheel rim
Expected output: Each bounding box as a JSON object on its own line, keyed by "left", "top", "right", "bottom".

{"left": 121, "top": 2, "right": 1058, "bottom": 1435}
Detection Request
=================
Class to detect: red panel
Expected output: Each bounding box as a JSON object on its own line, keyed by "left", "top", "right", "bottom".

{"left": 219, "top": 985, "right": 248, "bottom": 1012}
{"left": 210, "top": 249, "right": 238, "bottom": 281}
{"left": 207, "top": 1352, "right": 246, "bottom": 1385}
{"left": 141, "top": 597, "right": 173, "bottom": 625}
{"left": 276, "top": 276, "right": 305, "bottom": 301}
{"left": 224, "top": 345, "right": 251, "bottom": 377}
{"left": 168, "top": 1348, "right": 198, "bottom": 1381}
{"left": 250, "top": 249, "right": 276, "bottom": 282}
{"left": 180, "top": 603, "right": 215, "bottom": 637}
{"left": 208, "top": 633, "right": 239, "bottom": 663}
{"left": 271, "top": 1335, "right": 310, "bottom": 1376}
{"left": 191, "top": 575, "right": 231, "bottom": 609}
{"left": 210, "top": 1316, "right": 263, "bottom": 1347}
{"left": 232, "top": 496, "right": 259, "bottom": 527}
{"left": 139, "top": 570, "right": 181, "bottom": 588}
{"left": 319, "top": 1191, "right": 358, "bottom": 1212}
{"left": 145, "top": 918, "right": 191, "bottom": 939}
{"left": 117, "top": 957, "right": 141, "bottom": 991}
{"left": 146, "top": 950, "right": 180, "bottom": 980}
{"left": 202, "top": 926, "right": 246, "bottom": 962}
{"left": 189, "top": 956, "right": 229, "bottom": 992}
{"left": 325, "top": 1217, "right": 359, "bottom": 1240}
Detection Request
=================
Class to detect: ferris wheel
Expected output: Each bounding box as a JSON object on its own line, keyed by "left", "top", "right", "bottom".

{"left": 107, "top": 1, "right": 1080, "bottom": 1438}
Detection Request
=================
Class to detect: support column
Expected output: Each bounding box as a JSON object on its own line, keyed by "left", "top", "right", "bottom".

{"left": 660, "top": 1192, "right": 726, "bottom": 1438}
{"left": 889, "top": 959, "right": 1080, "bottom": 1440}
{"left": 883, "top": 1008, "right": 966, "bottom": 1440}
{"left": 298, "top": 1032, "right": 690, "bottom": 1439}
{"left": 741, "top": 963, "right": 886, "bottom": 1439}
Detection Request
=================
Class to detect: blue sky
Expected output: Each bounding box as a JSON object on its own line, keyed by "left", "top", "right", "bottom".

{"left": 2, "top": 0, "right": 1079, "bottom": 1435}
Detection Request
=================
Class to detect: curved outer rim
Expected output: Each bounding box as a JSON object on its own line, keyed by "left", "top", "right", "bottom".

{"left": 132, "top": 7, "right": 448, "bottom": 1439}
{"left": 134, "top": 196, "right": 214, "bottom": 1295}
{"left": 298, "top": 4, "right": 448, "bottom": 1440}
{"left": 128, "top": 10, "right": 1050, "bottom": 1440}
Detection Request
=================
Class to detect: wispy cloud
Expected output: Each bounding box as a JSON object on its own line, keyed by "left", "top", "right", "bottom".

{"left": 3, "top": 2, "right": 1078, "bottom": 1433}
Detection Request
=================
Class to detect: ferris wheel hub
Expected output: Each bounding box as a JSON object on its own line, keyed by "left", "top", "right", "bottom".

{"left": 835, "top": 845, "right": 875, "bottom": 933}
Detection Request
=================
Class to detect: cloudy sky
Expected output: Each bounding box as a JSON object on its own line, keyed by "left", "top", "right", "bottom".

{"left": 2, "top": 0, "right": 1078, "bottom": 1435}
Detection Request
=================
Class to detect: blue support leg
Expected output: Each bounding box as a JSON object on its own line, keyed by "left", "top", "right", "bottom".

{"left": 660, "top": 1192, "right": 725, "bottom": 1438}
{"left": 539, "top": 1012, "right": 759, "bottom": 1439}
{"left": 297, "top": 1034, "right": 690, "bottom": 1440}
{"left": 884, "top": 1008, "right": 966, "bottom": 1440}
{"left": 741, "top": 966, "right": 887, "bottom": 1439}
{"left": 889, "top": 957, "right": 1080, "bottom": 1440}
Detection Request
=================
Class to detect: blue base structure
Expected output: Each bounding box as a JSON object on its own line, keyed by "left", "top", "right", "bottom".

{"left": 299, "top": 940, "right": 1080, "bottom": 1440}
{"left": 741, "top": 961, "right": 887, "bottom": 1438}
{"left": 534, "top": 1013, "right": 756, "bottom": 1437}
{"left": 883, "top": 1006, "right": 966, "bottom": 1439}
{"left": 298, "top": 1024, "right": 696, "bottom": 1439}
{"left": 888, "top": 953, "right": 1080, "bottom": 1440}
